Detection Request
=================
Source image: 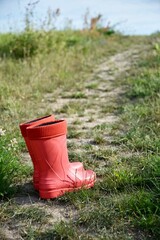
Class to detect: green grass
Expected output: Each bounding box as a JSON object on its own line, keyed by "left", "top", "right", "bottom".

{"left": 114, "top": 49, "right": 160, "bottom": 236}
{"left": 62, "top": 35, "right": 160, "bottom": 239}
{"left": 0, "top": 131, "right": 31, "bottom": 197}
{"left": 0, "top": 27, "right": 159, "bottom": 239}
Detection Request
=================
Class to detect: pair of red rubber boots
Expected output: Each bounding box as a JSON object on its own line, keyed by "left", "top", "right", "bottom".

{"left": 19, "top": 115, "right": 96, "bottom": 199}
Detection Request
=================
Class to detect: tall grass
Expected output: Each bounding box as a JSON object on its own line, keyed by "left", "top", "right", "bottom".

{"left": 106, "top": 43, "right": 160, "bottom": 237}
{"left": 0, "top": 130, "right": 31, "bottom": 197}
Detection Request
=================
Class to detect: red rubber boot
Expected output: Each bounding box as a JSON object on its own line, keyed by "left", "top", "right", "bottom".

{"left": 27, "top": 120, "right": 96, "bottom": 199}
{"left": 19, "top": 115, "right": 83, "bottom": 191}
{"left": 19, "top": 115, "right": 55, "bottom": 190}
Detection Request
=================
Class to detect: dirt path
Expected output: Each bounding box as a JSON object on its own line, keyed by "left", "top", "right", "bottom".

{"left": 1, "top": 45, "right": 144, "bottom": 239}
{"left": 46, "top": 46, "right": 142, "bottom": 150}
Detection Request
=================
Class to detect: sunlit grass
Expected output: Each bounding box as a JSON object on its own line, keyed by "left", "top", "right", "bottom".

{"left": 0, "top": 26, "right": 159, "bottom": 239}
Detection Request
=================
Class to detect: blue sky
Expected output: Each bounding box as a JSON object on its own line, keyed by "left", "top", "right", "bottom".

{"left": 0, "top": 0, "right": 160, "bottom": 34}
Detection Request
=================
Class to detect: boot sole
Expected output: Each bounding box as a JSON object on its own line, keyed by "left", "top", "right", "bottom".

{"left": 39, "top": 180, "right": 95, "bottom": 199}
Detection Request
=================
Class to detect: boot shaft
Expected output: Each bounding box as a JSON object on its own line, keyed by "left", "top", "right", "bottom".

{"left": 27, "top": 120, "right": 70, "bottom": 179}
{"left": 19, "top": 115, "right": 55, "bottom": 190}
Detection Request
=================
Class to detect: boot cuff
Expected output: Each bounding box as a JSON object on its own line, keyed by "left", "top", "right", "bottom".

{"left": 20, "top": 123, "right": 30, "bottom": 137}
{"left": 19, "top": 115, "right": 54, "bottom": 137}
{"left": 27, "top": 120, "right": 67, "bottom": 139}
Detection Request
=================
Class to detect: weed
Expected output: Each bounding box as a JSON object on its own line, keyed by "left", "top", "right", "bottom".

{"left": 68, "top": 126, "right": 83, "bottom": 139}
{"left": 0, "top": 31, "right": 39, "bottom": 59}
{"left": 0, "top": 132, "right": 27, "bottom": 197}
{"left": 86, "top": 82, "right": 99, "bottom": 89}
{"left": 127, "top": 72, "right": 160, "bottom": 99}
{"left": 56, "top": 101, "right": 86, "bottom": 115}
{"left": 69, "top": 92, "right": 87, "bottom": 99}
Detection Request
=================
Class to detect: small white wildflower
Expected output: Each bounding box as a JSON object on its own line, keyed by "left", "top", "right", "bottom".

{"left": 0, "top": 128, "right": 6, "bottom": 136}
{"left": 8, "top": 138, "right": 18, "bottom": 150}
{"left": 10, "top": 138, "right": 18, "bottom": 145}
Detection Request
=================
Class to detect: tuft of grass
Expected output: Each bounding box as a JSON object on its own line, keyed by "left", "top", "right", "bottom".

{"left": 68, "top": 126, "right": 83, "bottom": 139}
{"left": 86, "top": 82, "right": 99, "bottom": 89}
{"left": 127, "top": 72, "right": 160, "bottom": 99}
{"left": 0, "top": 31, "right": 39, "bottom": 59}
{"left": 56, "top": 101, "right": 86, "bottom": 115}
{"left": 22, "top": 221, "right": 94, "bottom": 240}
{"left": 92, "top": 133, "right": 106, "bottom": 145}
{"left": 5, "top": 205, "right": 50, "bottom": 224}
{"left": 0, "top": 132, "right": 31, "bottom": 197}
{"left": 69, "top": 92, "right": 87, "bottom": 99}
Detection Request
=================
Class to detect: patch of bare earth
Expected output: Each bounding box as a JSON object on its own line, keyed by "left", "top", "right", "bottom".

{"left": 1, "top": 46, "right": 145, "bottom": 239}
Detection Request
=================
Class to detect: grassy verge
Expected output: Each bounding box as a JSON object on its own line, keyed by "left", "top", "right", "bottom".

{"left": 0, "top": 29, "right": 159, "bottom": 239}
